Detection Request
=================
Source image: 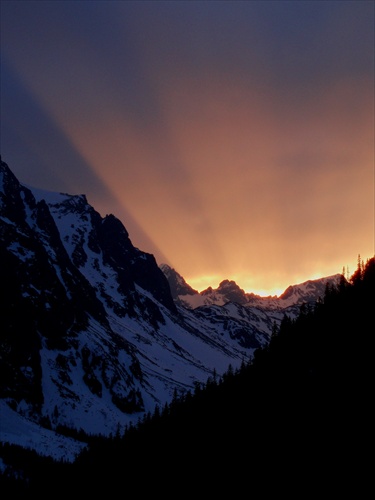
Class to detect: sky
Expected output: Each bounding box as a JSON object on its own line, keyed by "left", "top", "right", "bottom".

{"left": 1, "top": 0, "right": 374, "bottom": 295}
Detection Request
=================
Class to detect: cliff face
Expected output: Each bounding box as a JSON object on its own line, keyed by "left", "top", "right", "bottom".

{"left": 0, "top": 159, "right": 341, "bottom": 460}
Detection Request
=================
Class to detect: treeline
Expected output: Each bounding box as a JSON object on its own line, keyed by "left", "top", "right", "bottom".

{"left": 2, "top": 256, "right": 374, "bottom": 495}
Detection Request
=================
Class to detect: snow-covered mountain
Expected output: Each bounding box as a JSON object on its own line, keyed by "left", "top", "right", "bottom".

{"left": 0, "top": 158, "right": 341, "bottom": 464}
{"left": 161, "top": 263, "right": 340, "bottom": 320}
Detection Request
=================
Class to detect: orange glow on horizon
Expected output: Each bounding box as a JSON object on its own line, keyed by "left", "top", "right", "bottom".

{"left": 186, "top": 274, "right": 285, "bottom": 297}
{"left": 2, "top": 1, "right": 373, "bottom": 297}
{"left": 5, "top": 64, "right": 373, "bottom": 297}
{"left": 184, "top": 260, "right": 368, "bottom": 298}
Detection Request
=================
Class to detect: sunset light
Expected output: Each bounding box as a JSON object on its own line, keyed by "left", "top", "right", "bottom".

{"left": 1, "top": 0, "right": 374, "bottom": 295}
{"left": 1, "top": 2, "right": 374, "bottom": 483}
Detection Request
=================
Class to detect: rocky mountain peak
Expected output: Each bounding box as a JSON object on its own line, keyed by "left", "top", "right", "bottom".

{"left": 0, "top": 158, "right": 346, "bottom": 462}
{"left": 216, "top": 279, "right": 248, "bottom": 305}
{"left": 159, "top": 263, "right": 198, "bottom": 299}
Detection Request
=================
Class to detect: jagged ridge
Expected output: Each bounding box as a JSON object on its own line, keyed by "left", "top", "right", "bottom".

{"left": 0, "top": 158, "right": 341, "bottom": 461}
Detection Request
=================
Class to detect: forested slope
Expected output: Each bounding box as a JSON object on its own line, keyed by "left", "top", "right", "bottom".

{"left": 3, "top": 256, "right": 374, "bottom": 495}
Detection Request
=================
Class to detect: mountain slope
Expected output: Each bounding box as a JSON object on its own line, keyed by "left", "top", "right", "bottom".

{"left": 160, "top": 264, "right": 341, "bottom": 343}
{"left": 0, "top": 160, "right": 265, "bottom": 460}
{"left": 78, "top": 256, "right": 375, "bottom": 494}
{"left": 10, "top": 256, "right": 373, "bottom": 495}
{"left": 0, "top": 158, "right": 342, "bottom": 464}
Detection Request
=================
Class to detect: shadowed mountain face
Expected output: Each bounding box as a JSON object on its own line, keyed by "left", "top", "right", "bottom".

{"left": 0, "top": 158, "right": 341, "bottom": 461}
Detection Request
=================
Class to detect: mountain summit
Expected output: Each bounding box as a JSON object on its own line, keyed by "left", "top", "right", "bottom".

{"left": 0, "top": 158, "right": 341, "bottom": 462}
{"left": 160, "top": 263, "right": 340, "bottom": 312}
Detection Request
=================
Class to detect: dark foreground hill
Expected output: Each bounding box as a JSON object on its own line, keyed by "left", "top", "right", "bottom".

{"left": 3, "top": 256, "right": 373, "bottom": 495}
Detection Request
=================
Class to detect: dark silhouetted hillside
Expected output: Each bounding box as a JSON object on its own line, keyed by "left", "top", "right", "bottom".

{"left": 7, "top": 256, "right": 371, "bottom": 495}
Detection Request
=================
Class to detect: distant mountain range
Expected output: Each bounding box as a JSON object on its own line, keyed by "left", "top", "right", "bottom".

{"left": 0, "top": 158, "right": 341, "bottom": 463}
{"left": 160, "top": 262, "right": 338, "bottom": 311}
